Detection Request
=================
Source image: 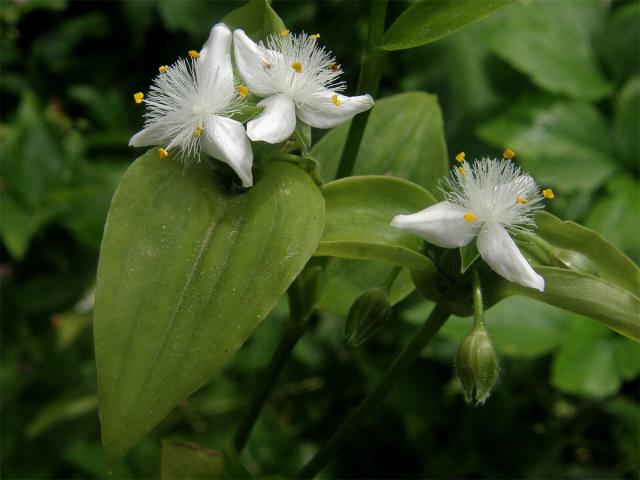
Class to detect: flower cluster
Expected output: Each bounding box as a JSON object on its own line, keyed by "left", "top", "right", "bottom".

{"left": 392, "top": 155, "right": 553, "bottom": 292}
{"left": 130, "top": 23, "right": 374, "bottom": 187}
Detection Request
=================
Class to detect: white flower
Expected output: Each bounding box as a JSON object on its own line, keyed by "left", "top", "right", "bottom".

{"left": 391, "top": 158, "right": 548, "bottom": 292}
{"left": 233, "top": 29, "right": 375, "bottom": 144}
{"left": 129, "top": 23, "right": 254, "bottom": 187}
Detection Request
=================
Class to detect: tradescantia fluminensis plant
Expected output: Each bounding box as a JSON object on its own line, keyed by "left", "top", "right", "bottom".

{"left": 93, "top": 0, "right": 640, "bottom": 476}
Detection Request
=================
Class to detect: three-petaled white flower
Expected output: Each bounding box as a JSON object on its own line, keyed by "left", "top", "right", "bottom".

{"left": 392, "top": 158, "right": 549, "bottom": 292}
{"left": 233, "top": 29, "right": 375, "bottom": 144}
{"left": 129, "top": 23, "right": 254, "bottom": 187}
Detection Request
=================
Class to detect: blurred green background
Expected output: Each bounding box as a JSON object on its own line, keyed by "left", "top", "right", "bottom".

{"left": 1, "top": 0, "right": 638, "bottom": 478}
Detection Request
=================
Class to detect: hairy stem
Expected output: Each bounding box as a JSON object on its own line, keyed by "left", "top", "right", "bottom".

{"left": 472, "top": 269, "right": 484, "bottom": 329}
{"left": 295, "top": 304, "right": 450, "bottom": 479}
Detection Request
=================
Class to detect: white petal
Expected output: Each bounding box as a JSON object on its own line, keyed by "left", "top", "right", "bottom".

{"left": 390, "top": 201, "right": 478, "bottom": 248}
{"left": 128, "top": 125, "right": 169, "bottom": 147}
{"left": 297, "top": 90, "right": 374, "bottom": 129}
{"left": 246, "top": 94, "right": 296, "bottom": 144}
{"left": 477, "top": 223, "right": 545, "bottom": 291}
{"left": 232, "top": 29, "right": 278, "bottom": 96}
{"left": 202, "top": 116, "right": 253, "bottom": 187}
{"left": 200, "top": 23, "right": 234, "bottom": 96}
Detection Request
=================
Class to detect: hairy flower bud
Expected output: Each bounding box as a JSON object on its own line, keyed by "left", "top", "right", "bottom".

{"left": 344, "top": 289, "right": 391, "bottom": 347}
{"left": 456, "top": 325, "right": 499, "bottom": 406}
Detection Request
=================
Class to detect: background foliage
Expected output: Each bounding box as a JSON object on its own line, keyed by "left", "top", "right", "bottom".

{"left": 1, "top": 0, "right": 638, "bottom": 478}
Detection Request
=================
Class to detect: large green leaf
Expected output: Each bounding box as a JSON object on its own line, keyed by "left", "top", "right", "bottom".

{"left": 160, "top": 440, "right": 224, "bottom": 479}
{"left": 481, "top": 0, "right": 611, "bottom": 100}
{"left": 311, "top": 92, "right": 448, "bottom": 194}
{"left": 381, "top": 0, "right": 510, "bottom": 51}
{"left": 599, "top": 3, "right": 640, "bottom": 82}
{"left": 94, "top": 153, "right": 324, "bottom": 460}
{"left": 494, "top": 268, "right": 640, "bottom": 342}
{"left": 315, "top": 175, "right": 435, "bottom": 271}
{"left": 613, "top": 76, "right": 640, "bottom": 169}
{"left": 222, "top": 0, "right": 285, "bottom": 40}
{"left": 478, "top": 99, "right": 617, "bottom": 194}
{"left": 531, "top": 212, "right": 640, "bottom": 297}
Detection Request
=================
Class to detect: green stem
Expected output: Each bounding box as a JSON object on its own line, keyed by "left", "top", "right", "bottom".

{"left": 233, "top": 281, "right": 310, "bottom": 453}
{"left": 472, "top": 270, "right": 484, "bottom": 329}
{"left": 335, "top": 0, "right": 388, "bottom": 179}
{"left": 295, "top": 304, "right": 450, "bottom": 479}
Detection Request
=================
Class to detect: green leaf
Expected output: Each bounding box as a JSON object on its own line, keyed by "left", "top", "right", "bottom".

{"left": 311, "top": 92, "right": 448, "bottom": 194}
{"left": 551, "top": 317, "right": 639, "bottom": 398}
{"left": 157, "top": 1, "right": 229, "bottom": 38}
{"left": 407, "top": 297, "right": 570, "bottom": 358}
{"left": 94, "top": 153, "right": 324, "bottom": 460}
{"left": 26, "top": 395, "right": 97, "bottom": 439}
{"left": 160, "top": 440, "right": 224, "bottom": 480}
{"left": 532, "top": 212, "right": 640, "bottom": 296}
{"left": 223, "top": 0, "right": 285, "bottom": 40}
{"left": 599, "top": 3, "right": 640, "bottom": 82}
{"left": 586, "top": 175, "right": 640, "bottom": 264}
{"left": 315, "top": 176, "right": 435, "bottom": 271}
{"left": 481, "top": 0, "right": 611, "bottom": 100}
{"left": 459, "top": 241, "right": 480, "bottom": 274}
{"left": 478, "top": 99, "right": 616, "bottom": 193}
{"left": 381, "top": 0, "right": 510, "bottom": 51}
{"left": 613, "top": 76, "right": 640, "bottom": 169}
{"left": 493, "top": 267, "right": 640, "bottom": 341}
{"left": 316, "top": 260, "right": 415, "bottom": 315}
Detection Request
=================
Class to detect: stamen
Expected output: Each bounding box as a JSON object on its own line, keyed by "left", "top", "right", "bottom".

{"left": 188, "top": 50, "right": 200, "bottom": 59}
{"left": 503, "top": 148, "right": 515, "bottom": 159}
{"left": 291, "top": 61, "right": 302, "bottom": 73}
{"left": 332, "top": 94, "right": 340, "bottom": 106}
{"left": 309, "top": 33, "right": 321, "bottom": 40}
{"left": 329, "top": 63, "right": 339, "bottom": 72}
{"left": 515, "top": 197, "right": 528, "bottom": 204}
{"left": 458, "top": 166, "right": 466, "bottom": 175}
{"left": 543, "top": 188, "right": 555, "bottom": 199}
{"left": 238, "top": 85, "right": 249, "bottom": 97}
{"left": 193, "top": 126, "right": 204, "bottom": 138}
{"left": 159, "top": 65, "right": 169, "bottom": 73}
{"left": 279, "top": 29, "right": 290, "bottom": 37}
{"left": 455, "top": 152, "right": 465, "bottom": 163}
{"left": 157, "top": 148, "right": 169, "bottom": 159}
{"left": 464, "top": 213, "right": 477, "bottom": 223}
{"left": 133, "top": 92, "right": 144, "bottom": 104}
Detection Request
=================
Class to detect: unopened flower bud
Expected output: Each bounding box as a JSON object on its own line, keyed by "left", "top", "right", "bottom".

{"left": 344, "top": 289, "right": 391, "bottom": 347}
{"left": 456, "top": 325, "right": 499, "bottom": 406}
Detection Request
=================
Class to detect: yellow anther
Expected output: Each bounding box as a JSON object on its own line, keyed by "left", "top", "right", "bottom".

{"left": 193, "top": 126, "right": 204, "bottom": 138}
{"left": 543, "top": 188, "right": 555, "bottom": 199}
{"left": 515, "top": 197, "right": 528, "bottom": 204}
{"left": 309, "top": 33, "right": 320, "bottom": 40}
{"left": 159, "top": 65, "right": 169, "bottom": 73}
{"left": 329, "top": 63, "right": 339, "bottom": 72}
{"left": 157, "top": 148, "right": 169, "bottom": 159}
{"left": 188, "top": 50, "right": 200, "bottom": 59}
{"left": 332, "top": 94, "right": 340, "bottom": 106}
{"left": 455, "top": 151, "right": 465, "bottom": 163}
{"left": 133, "top": 92, "right": 144, "bottom": 104}
{"left": 291, "top": 61, "right": 302, "bottom": 73}
{"left": 238, "top": 85, "right": 249, "bottom": 97}
{"left": 279, "top": 29, "right": 290, "bottom": 37}
{"left": 503, "top": 148, "right": 516, "bottom": 159}
{"left": 458, "top": 166, "right": 466, "bottom": 175}
{"left": 464, "top": 213, "right": 477, "bottom": 223}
